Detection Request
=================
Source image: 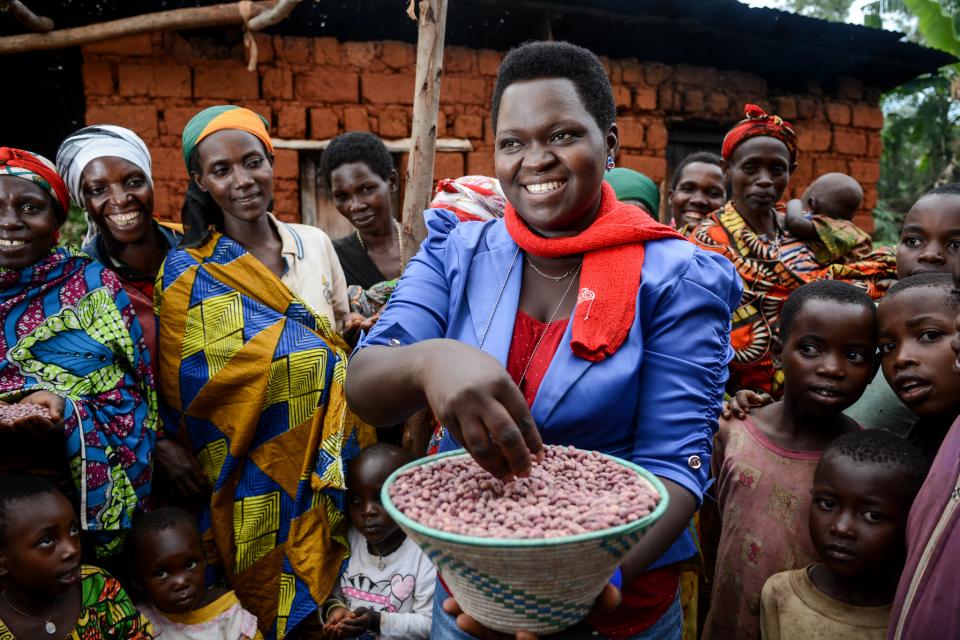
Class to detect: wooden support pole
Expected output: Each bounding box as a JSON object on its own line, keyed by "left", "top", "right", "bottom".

{"left": 247, "top": 0, "right": 302, "bottom": 30}
{"left": 7, "top": 1, "right": 54, "bottom": 33}
{"left": 0, "top": 1, "right": 276, "bottom": 55}
{"left": 400, "top": 0, "right": 449, "bottom": 267}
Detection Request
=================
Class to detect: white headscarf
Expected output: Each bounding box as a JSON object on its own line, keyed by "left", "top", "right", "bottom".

{"left": 55, "top": 124, "right": 153, "bottom": 210}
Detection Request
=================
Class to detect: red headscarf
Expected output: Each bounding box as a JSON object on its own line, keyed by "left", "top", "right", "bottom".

{"left": 721, "top": 104, "right": 798, "bottom": 162}
{"left": 0, "top": 147, "right": 70, "bottom": 213}
{"left": 505, "top": 182, "right": 684, "bottom": 362}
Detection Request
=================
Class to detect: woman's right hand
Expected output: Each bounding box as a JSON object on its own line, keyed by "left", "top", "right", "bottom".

{"left": 154, "top": 438, "right": 209, "bottom": 498}
{"left": 414, "top": 340, "right": 543, "bottom": 480}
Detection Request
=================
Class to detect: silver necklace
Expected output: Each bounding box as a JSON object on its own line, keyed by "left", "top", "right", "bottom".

{"left": 356, "top": 219, "right": 403, "bottom": 266}
{"left": 526, "top": 259, "right": 578, "bottom": 282}
{"left": 2, "top": 591, "right": 57, "bottom": 635}
{"left": 517, "top": 264, "right": 581, "bottom": 388}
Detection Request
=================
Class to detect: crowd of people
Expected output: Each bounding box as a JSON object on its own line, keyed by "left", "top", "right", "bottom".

{"left": 0, "top": 38, "right": 957, "bottom": 640}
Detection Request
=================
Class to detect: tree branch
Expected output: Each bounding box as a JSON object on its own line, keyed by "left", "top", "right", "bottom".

{"left": 7, "top": 0, "right": 54, "bottom": 33}
{"left": 247, "top": 0, "right": 302, "bottom": 30}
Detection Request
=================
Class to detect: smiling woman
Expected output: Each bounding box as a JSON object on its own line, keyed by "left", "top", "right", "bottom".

{"left": 345, "top": 41, "right": 743, "bottom": 640}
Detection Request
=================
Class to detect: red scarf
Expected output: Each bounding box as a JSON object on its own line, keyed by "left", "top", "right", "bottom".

{"left": 505, "top": 182, "right": 685, "bottom": 362}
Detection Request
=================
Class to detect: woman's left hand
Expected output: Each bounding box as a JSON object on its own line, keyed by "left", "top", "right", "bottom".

{"left": 0, "top": 390, "right": 66, "bottom": 435}
{"left": 441, "top": 584, "right": 621, "bottom": 640}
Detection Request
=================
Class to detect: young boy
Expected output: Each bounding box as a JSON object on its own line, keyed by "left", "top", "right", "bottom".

{"left": 0, "top": 475, "right": 152, "bottom": 639}
{"left": 704, "top": 281, "right": 878, "bottom": 640}
{"left": 132, "top": 508, "right": 261, "bottom": 639}
{"left": 877, "top": 272, "right": 960, "bottom": 460}
{"left": 322, "top": 444, "right": 435, "bottom": 639}
{"left": 760, "top": 430, "right": 928, "bottom": 640}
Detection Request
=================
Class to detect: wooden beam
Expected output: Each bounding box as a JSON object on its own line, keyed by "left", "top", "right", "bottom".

{"left": 247, "top": 0, "right": 302, "bottom": 30}
{"left": 400, "top": 0, "right": 449, "bottom": 267}
{"left": 7, "top": 0, "right": 54, "bottom": 33}
{"left": 0, "top": 1, "right": 276, "bottom": 55}
{"left": 272, "top": 137, "right": 472, "bottom": 153}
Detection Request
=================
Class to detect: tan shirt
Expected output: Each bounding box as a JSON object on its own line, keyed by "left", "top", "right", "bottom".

{"left": 760, "top": 567, "right": 891, "bottom": 640}
{"left": 270, "top": 213, "right": 349, "bottom": 330}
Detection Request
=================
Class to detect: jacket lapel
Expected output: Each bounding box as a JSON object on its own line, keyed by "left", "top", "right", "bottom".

{"left": 466, "top": 243, "right": 522, "bottom": 366}
{"left": 531, "top": 318, "right": 593, "bottom": 425}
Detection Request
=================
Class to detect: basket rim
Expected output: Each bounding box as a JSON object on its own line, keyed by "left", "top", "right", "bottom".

{"left": 380, "top": 447, "right": 670, "bottom": 548}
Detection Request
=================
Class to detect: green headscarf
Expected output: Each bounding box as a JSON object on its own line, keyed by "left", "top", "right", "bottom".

{"left": 180, "top": 105, "right": 273, "bottom": 169}
{"left": 604, "top": 168, "right": 660, "bottom": 215}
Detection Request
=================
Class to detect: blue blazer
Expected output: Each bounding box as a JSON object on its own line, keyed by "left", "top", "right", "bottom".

{"left": 358, "top": 210, "right": 742, "bottom": 567}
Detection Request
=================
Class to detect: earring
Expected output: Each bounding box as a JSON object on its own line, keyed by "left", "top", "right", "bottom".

{"left": 606, "top": 155, "right": 615, "bottom": 171}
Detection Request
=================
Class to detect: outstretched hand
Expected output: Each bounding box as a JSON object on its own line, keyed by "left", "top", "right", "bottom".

{"left": 0, "top": 390, "right": 65, "bottom": 436}
{"left": 721, "top": 389, "right": 773, "bottom": 420}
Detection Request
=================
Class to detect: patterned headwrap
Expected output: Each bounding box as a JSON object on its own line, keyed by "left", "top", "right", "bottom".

{"left": 0, "top": 147, "right": 70, "bottom": 213}
{"left": 430, "top": 175, "right": 506, "bottom": 222}
{"left": 604, "top": 167, "right": 660, "bottom": 214}
{"left": 721, "top": 104, "right": 798, "bottom": 162}
{"left": 55, "top": 125, "right": 152, "bottom": 210}
{"left": 181, "top": 105, "right": 274, "bottom": 169}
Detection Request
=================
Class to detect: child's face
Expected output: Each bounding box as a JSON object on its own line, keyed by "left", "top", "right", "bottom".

{"left": 135, "top": 524, "right": 207, "bottom": 614}
{"left": 347, "top": 457, "right": 401, "bottom": 546}
{"left": 879, "top": 287, "right": 960, "bottom": 418}
{"left": 896, "top": 195, "right": 960, "bottom": 279}
{"left": 0, "top": 491, "right": 81, "bottom": 597}
{"left": 809, "top": 454, "right": 910, "bottom": 580}
{"left": 778, "top": 300, "right": 876, "bottom": 415}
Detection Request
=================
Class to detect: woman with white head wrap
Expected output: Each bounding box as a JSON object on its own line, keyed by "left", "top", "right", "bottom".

{"left": 56, "top": 125, "right": 201, "bottom": 502}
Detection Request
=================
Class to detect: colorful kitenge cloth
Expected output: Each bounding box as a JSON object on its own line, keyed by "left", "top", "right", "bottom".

{"left": 155, "top": 232, "right": 375, "bottom": 640}
{"left": 0, "top": 565, "right": 155, "bottom": 639}
{"left": 691, "top": 203, "right": 895, "bottom": 395}
{"left": 0, "top": 248, "right": 156, "bottom": 550}
{"left": 430, "top": 175, "right": 506, "bottom": 222}
{"left": 346, "top": 280, "right": 397, "bottom": 318}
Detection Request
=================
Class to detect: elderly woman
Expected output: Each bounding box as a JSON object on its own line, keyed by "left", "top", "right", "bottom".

{"left": 155, "top": 105, "right": 374, "bottom": 639}
{"left": 0, "top": 148, "right": 155, "bottom": 557}
{"left": 690, "top": 105, "right": 895, "bottom": 397}
{"left": 346, "top": 42, "right": 742, "bottom": 640}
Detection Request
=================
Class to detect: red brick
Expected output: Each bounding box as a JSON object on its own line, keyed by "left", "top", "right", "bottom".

{"left": 86, "top": 105, "right": 158, "bottom": 139}
{"left": 433, "top": 153, "right": 465, "bottom": 180}
{"left": 195, "top": 65, "right": 258, "bottom": 99}
{"left": 852, "top": 104, "right": 884, "bottom": 130}
{"left": 657, "top": 86, "right": 678, "bottom": 112}
{"left": 853, "top": 210, "right": 874, "bottom": 233}
{"left": 825, "top": 102, "right": 851, "bottom": 125}
{"left": 163, "top": 107, "right": 202, "bottom": 137}
{"left": 619, "top": 154, "right": 667, "bottom": 182}
{"left": 453, "top": 114, "right": 483, "bottom": 139}
{"left": 645, "top": 122, "right": 668, "bottom": 151}
{"left": 849, "top": 160, "right": 880, "bottom": 184}
{"left": 838, "top": 77, "right": 864, "bottom": 100}
{"left": 296, "top": 70, "right": 359, "bottom": 103}
{"left": 382, "top": 41, "right": 415, "bottom": 71}
{"left": 82, "top": 62, "right": 114, "bottom": 96}
{"left": 344, "top": 106, "right": 370, "bottom": 132}
{"left": 708, "top": 92, "right": 729, "bottom": 115}
{"left": 814, "top": 156, "right": 848, "bottom": 176}
{"left": 272, "top": 149, "right": 299, "bottom": 180}
{"left": 345, "top": 41, "right": 379, "bottom": 68}
{"left": 620, "top": 59, "right": 644, "bottom": 85}
{"left": 614, "top": 85, "right": 631, "bottom": 111}
{"left": 833, "top": 128, "right": 867, "bottom": 155}
{"left": 466, "top": 150, "right": 494, "bottom": 177}
{"left": 862, "top": 188, "right": 878, "bottom": 211}
{"left": 277, "top": 37, "right": 311, "bottom": 65}
{"left": 645, "top": 63, "right": 673, "bottom": 86}
{"left": 727, "top": 71, "right": 766, "bottom": 94}
{"left": 441, "top": 76, "right": 487, "bottom": 106}
{"left": 477, "top": 50, "right": 503, "bottom": 77}
{"left": 776, "top": 96, "right": 798, "bottom": 120}
{"left": 618, "top": 118, "right": 645, "bottom": 150}
{"left": 118, "top": 64, "right": 191, "bottom": 98}
{"left": 798, "top": 124, "right": 831, "bottom": 152}
{"left": 445, "top": 47, "right": 477, "bottom": 74}
{"left": 272, "top": 181, "right": 300, "bottom": 220}
{"left": 378, "top": 108, "right": 409, "bottom": 138}
{"left": 309, "top": 107, "right": 340, "bottom": 139}
{"left": 867, "top": 133, "right": 883, "bottom": 158}
{"left": 683, "top": 90, "right": 705, "bottom": 114}
{"left": 277, "top": 105, "right": 306, "bottom": 138}
{"left": 790, "top": 158, "right": 814, "bottom": 187}
{"left": 796, "top": 98, "right": 821, "bottom": 120}
{"left": 149, "top": 147, "right": 184, "bottom": 182}
{"left": 261, "top": 67, "right": 293, "bottom": 100}
{"left": 84, "top": 34, "right": 155, "bottom": 56}
{"left": 362, "top": 73, "right": 415, "bottom": 105}
{"left": 313, "top": 38, "right": 341, "bottom": 66}
{"left": 634, "top": 86, "right": 657, "bottom": 111}
{"left": 252, "top": 33, "right": 273, "bottom": 64}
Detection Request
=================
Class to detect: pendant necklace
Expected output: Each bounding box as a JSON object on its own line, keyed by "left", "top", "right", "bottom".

{"left": 2, "top": 591, "right": 57, "bottom": 635}
{"left": 356, "top": 219, "right": 404, "bottom": 272}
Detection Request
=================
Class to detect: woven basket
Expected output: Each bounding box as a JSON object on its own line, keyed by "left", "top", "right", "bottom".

{"left": 380, "top": 448, "right": 669, "bottom": 635}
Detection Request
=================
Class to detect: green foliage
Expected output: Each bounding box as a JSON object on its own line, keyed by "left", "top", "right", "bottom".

{"left": 59, "top": 204, "right": 89, "bottom": 249}
{"left": 903, "top": 0, "right": 960, "bottom": 56}
{"left": 783, "top": 0, "right": 856, "bottom": 21}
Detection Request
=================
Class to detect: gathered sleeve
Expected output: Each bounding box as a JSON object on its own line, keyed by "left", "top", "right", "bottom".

{"left": 357, "top": 210, "right": 460, "bottom": 350}
{"left": 630, "top": 248, "right": 742, "bottom": 504}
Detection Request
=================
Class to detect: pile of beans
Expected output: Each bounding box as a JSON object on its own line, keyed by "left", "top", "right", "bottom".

{"left": 389, "top": 445, "right": 660, "bottom": 539}
{"left": 0, "top": 403, "right": 51, "bottom": 422}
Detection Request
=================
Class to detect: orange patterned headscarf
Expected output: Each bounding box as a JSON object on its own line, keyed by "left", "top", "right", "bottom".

{"left": 181, "top": 105, "right": 274, "bottom": 168}
{"left": 721, "top": 104, "right": 798, "bottom": 162}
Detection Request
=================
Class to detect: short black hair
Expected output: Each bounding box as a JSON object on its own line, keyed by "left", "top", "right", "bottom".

{"left": 0, "top": 475, "right": 62, "bottom": 545}
{"left": 669, "top": 151, "right": 724, "bottom": 192}
{"left": 318, "top": 132, "right": 395, "bottom": 190}
{"left": 883, "top": 272, "right": 960, "bottom": 309}
{"left": 491, "top": 41, "right": 615, "bottom": 135}
{"left": 924, "top": 182, "right": 960, "bottom": 198}
{"left": 130, "top": 507, "right": 201, "bottom": 563}
{"left": 780, "top": 280, "right": 876, "bottom": 343}
{"left": 821, "top": 429, "right": 929, "bottom": 499}
{"left": 347, "top": 443, "right": 413, "bottom": 486}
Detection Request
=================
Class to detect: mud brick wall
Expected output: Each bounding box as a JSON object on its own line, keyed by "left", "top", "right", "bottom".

{"left": 81, "top": 32, "right": 883, "bottom": 231}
